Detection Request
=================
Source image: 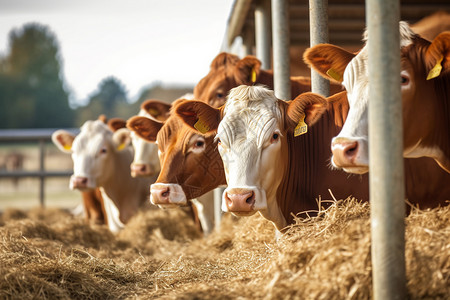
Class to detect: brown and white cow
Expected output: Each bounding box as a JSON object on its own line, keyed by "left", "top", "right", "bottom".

{"left": 193, "top": 52, "right": 344, "bottom": 107}
{"left": 303, "top": 22, "right": 450, "bottom": 173}
{"left": 176, "top": 85, "right": 450, "bottom": 230}
{"left": 175, "top": 85, "right": 370, "bottom": 230}
{"left": 52, "top": 119, "right": 153, "bottom": 232}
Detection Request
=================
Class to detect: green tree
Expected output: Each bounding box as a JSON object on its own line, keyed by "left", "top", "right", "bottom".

{"left": 0, "top": 23, "right": 74, "bottom": 128}
{"left": 75, "top": 76, "right": 129, "bottom": 124}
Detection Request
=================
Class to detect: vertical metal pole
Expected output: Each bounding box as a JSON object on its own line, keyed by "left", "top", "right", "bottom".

{"left": 255, "top": 0, "right": 271, "bottom": 69}
{"left": 214, "top": 187, "right": 225, "bottom": 230}
{"left": 366, "top": 1, "right": 406, "bottom": 299}
{"left": 242, "top": 25, "right": 255, "bottom": 56}
{"left": 271, "top": 0, "right": 291, "bottom": 100}
{"left": 309, "top": 0, "right": 330, "bottom": 97}
{"left": 39, "top": 139, "right": 45, "bottom": 207}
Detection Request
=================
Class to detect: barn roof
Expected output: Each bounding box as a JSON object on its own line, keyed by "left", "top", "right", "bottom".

{"left": 225, "top": 0, "right": 450, "bottom": 48}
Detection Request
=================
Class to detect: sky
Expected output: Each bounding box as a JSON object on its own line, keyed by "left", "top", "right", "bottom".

{"left": 0, "top": 0, "right": 235, "bottom": 106}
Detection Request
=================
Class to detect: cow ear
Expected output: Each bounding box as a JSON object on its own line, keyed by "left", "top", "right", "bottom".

{"left": 303, "top": 44, "right": 355, "bottom": 83}
{"left": 112, "top": 128, "right": 131, "bottom": 151}
{"left": 425, "top": 32, "right": 450, "bottom": 80}
{"left": 283, "top": 92, "right": 328, "bottom": 133}
{"left": 107, "top": 118, "right": 127, "bottom": 132}
{"left": 127, "top": 116, "right": 163, "bottom": 142}
{"left": 210, "top": 52, "right": 240, "bottom": 70}
{"left": 325, "top": 91, "right": 349, "bottom": 127}
{"left": 175, "top": 100, "right": 222, "bottom": 134}
{"left": 234, "top": 56, "right": 262, "bottom": 84}
{"left": 98, "top": 114, "right": 107, "bottom": 123}
{"left": 52, "top": 130, "right": 76, "bottom": 153}
{"left": 141, "top": 99, "right": 172, "bottom": 121}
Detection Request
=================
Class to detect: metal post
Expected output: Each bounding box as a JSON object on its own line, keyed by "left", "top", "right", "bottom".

{"left": 39, "top": 139, "right": 45, "bottom": 207}
{"left": 271, "top": 0, "right": 291, "bottom": 100}
{"left": 255, "top": 0, "right": 271, "bottom": 69}
{"left": 214, "top": 187, "right": 225, "bottom": 230}
{"left": 366, "top": 1, "right": 406, "bottom": 299}
{"left": 242, "top": 25, "right": 255, "bottom": 56}
{"left": 309, "top": 0, "right": 330, "bottom": 97}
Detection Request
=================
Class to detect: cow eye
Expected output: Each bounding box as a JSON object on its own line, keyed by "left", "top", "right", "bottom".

{"left": 217, "top": 92, "right": 224, "bottom": 98}
{"left": 195, "top": 140, "right": 205, "bottom": 148}
{"left": 217, "top": 138, "right": 221, "bottom": 145}
{"left": 401, "top": 75, "right": 409, "bottom": 85}
{"left": 271, "top": 133, "right": 280, "bottom": 143}
{"left": 100, "top": 148, "right": 107, "bottom": 154}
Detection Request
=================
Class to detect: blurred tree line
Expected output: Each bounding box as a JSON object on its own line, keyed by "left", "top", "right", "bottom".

{"left": 0, "top": 23, "right": 193, "bottom": 129}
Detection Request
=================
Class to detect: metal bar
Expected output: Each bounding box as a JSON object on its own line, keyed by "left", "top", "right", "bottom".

{"left": 0, "top": 171, "right": 73, "bottom": 178}
{"left": 271, "top": 0, "right": 291, "bottom": 100}
{"left": 255, "top": 0, "right": 271, "bottom": 69}
{"left": 39, "top": 139, "right": 45, "bottom": 207}
{"left": 227, "top": 0, "right": 253, "bottom": 48}
{"left": 366, "top": 1, "right": 406, "bottom": 299}
{"left": 309, "top": 0, "right": 330, "bottom": 97}
{"left": 214, "top": 187, "right": 225, "bottom": 230}
{"left": 242, "top": 25, "right": 255, "bottom": 56}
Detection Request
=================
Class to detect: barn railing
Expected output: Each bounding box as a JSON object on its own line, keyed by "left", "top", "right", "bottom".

{"left": 0, "top": 128, "right": 78, "bottom": 207}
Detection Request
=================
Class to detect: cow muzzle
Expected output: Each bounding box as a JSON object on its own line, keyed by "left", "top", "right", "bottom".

{"left": 70, "top": 175, "right": 94, "bottom": 190}
{"left": 331, "top": 137, "right": 369, "bottom": 174}
{"left": 222, "top": 186, "right": 266, "bottom": 215}
{"left": 150, "top": 183, "right": 187, "bottom": 208}
{"left": 130, "top": 163, "right": 155, "bottom": 177}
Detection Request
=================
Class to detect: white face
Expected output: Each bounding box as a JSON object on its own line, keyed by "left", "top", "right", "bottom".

{"left": 331, "top": 47, "right": 370, "bottom": 174}
{"left": 130, "top": 130, "right": 160, "bottom": 176}
{"left": 330, "top": 22, "right": 416, "bottom": 174}
{"left": 70, "top": 121, "right": 114, "bottom": 189}
{"left": 216, "top": 86, "right": 285, "bottom": 224}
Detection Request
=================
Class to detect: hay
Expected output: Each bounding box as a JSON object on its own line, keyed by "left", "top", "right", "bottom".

{"left": 0, "top": 199, "right": 448, "bottom": 299}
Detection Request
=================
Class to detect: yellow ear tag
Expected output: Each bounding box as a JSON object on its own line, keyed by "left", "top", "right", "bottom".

{"left": 194, "top": 118, "right": 210, "bottom": 134}
{"left": 326, "top": 68, "right": 343, "bottom": 81}
{"left": 117, "top": 143, "right": 126, "bottom": 151}
{"left": 426, "top": 55, "right": 444, "bottom": 80}
{"left": 294, "top": 113, "right": 308, "bottom": 137}
{"left": 63, "top": 145, "right": 72, "bottom": 151}
{"left": 148, "top": 108, "right": 160, "bottom": 116}
{"left": 251, "top": 68, "right": 257, "bottom": 83}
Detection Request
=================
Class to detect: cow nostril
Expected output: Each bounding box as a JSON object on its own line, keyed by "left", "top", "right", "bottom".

{"left": 245, "top": 192, "right": 255, "bottom": 204}
{"left": 345, "top": 142, "right": 358, "bottom": 157}
{"left": 161, "top": 188, "right": 170, "bottom": 197}
{"left": 80, "top": 178, "right": 88, "bottom": 184}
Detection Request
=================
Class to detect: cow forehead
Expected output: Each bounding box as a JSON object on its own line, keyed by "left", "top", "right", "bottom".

{"left": 73, "top": 120, "right": 112, "bottom": 153}
{"left": 219, "top": 86, "right": 281, "bottom": 147}
{"left": 343, "top": 21, "right": 416, "bottom": 98}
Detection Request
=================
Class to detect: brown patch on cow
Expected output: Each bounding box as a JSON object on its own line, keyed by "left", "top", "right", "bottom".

{"left": 127, "top": 116, "right": 163, "bottom": 142}
{"left": 141, "top": 99, "right": 172, "bottom": 121}
{"left": 107, "top": 118, "right": 127, "bottom": 132}
{"left": 303, "top": 44, "right": 356, "bottom": 83}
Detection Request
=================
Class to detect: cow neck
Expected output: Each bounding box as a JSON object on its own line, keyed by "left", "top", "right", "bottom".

{"left": 432, "top": 75, "right": 450, "bottom": 171}
{"left": 276, "top": 108, "right": 368, "bottom": 225}
{"left": 101, "top": 147, "right": 149, "bottom": 216}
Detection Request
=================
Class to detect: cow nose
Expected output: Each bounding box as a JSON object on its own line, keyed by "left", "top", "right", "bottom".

{"left": 224, "top": 191, "right": 255, "bottom": 212}
{"left": 131, "top": 163, "right": 152, "bottom": 177}
{"left": 151, "top": 186, "right": 171, "bottom": 204}
{"left": 72, "top": 176, "right": 88, "bottom": 189}
{"left": 331, "top": 139, "right": 359, "bottom": 167}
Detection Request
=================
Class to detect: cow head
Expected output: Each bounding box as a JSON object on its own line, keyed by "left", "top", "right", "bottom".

{"left": 304, "top": 22, "right": 450, "bottom": 173}
{"left": 176, "top": 85, "right": 327, "bottom": 229}
{"left": 128, "top": 99, "right": 171, "bottom": 177}
{"left": 52, "top": 119, "right": 131, "bottom": 190}
{"left": 193, "top": 52, "right": 262, "bottom": 107}
{"left": 127, "top": 99, "right": 225, "bottom": 208}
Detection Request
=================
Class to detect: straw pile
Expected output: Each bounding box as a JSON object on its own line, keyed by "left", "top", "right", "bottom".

{"left": 0, "top": 198, "right": 448, "bottom": 299}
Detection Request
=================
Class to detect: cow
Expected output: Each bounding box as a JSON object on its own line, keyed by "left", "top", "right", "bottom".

{"left": 175, "top": 85, "right": 450, "bottom": 231}
{"left": 303, "top": 22, "right": 450, "bottom": 173}
{"left": 127, "top": 101, "right": 224, "bottom": 235}
{"left": 52, "top": 118, "right": 153, "bottom": 233}
{"left": 193, "top": 52, "right": 344, "bottom": 107}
